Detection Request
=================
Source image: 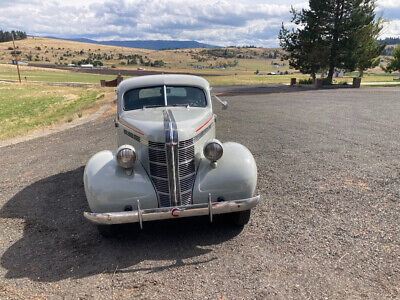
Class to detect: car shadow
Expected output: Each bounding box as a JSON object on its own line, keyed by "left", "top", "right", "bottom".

{"left": 0, "top": 166, "right": 243, "bottom": 282}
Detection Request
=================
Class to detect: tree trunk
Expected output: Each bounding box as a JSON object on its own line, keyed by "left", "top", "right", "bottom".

{"left": 359, "top": 69, "right": 364, "bottom": 78}
{"left": 311, "top": 72, "right": 316, "bottom": 81}
{"left": 327, "top": 66, "right": 335, "bottom": 84}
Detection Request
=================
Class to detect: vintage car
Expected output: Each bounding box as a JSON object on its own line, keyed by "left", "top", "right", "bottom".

{"left": 83, "top": 74, "right": 260, "bottom": 236}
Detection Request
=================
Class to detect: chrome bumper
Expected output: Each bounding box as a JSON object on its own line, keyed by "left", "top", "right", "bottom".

{"left": 84, "top": 195, "right": 260, "bottom": 228}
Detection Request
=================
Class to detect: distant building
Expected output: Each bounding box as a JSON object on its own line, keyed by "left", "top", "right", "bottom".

{"left": 12, "top": 60, "right": 28, "bottom": 66}
{"left": 330, "top": 69, "right": 344, "bottom": 78}
{"left": 80, "top": 64, "right": 93, "bottom": 69}
{"left": 68, "top": 63, "right": 76, "bottom": 67}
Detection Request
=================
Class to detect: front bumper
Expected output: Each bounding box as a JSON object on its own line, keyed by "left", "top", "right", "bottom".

{"left": 84, "top": 195, "right": 260, "bottom": 227}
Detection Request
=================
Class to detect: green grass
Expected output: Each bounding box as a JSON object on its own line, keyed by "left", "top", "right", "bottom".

{"left": 0, "top": 65, "right": 118, "bottom": 84}
{"left": 0, "top": 83, "right": 103, "bottom": 140}
{"left": 0, "top": 63, "right": 399, "bottom": 87}
{"left": 205, "top": 74, "right": 310, "bottom": 86}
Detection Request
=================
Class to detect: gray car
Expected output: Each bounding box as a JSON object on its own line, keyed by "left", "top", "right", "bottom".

{"left": 83, "top": 74, "right": 260, "bottom": 236}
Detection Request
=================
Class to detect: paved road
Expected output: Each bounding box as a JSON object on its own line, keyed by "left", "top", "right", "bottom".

{"left": 1, "top": 87, "right": 399, "bottom": 298}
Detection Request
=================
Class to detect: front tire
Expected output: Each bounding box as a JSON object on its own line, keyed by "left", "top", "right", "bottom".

{"left": 230, "top": 209, "right": 251, "bottom": 226}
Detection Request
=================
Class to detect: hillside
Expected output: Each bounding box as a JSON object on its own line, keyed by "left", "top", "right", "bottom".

{"left": 0, "top": 37, "right": 289, "bottom": 74}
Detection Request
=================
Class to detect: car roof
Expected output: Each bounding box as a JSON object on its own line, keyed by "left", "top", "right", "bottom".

{"left": 118, "top": 74, "right": 210, "bottom": 94}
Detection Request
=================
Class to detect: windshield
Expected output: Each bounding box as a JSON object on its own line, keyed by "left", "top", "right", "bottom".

{"left": 123, "top": 86, "right": 207, "bottom": 111}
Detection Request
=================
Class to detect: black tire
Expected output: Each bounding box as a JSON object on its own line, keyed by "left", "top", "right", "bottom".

{"left": 230, "top": 210, "right": 251, "bottom": 226}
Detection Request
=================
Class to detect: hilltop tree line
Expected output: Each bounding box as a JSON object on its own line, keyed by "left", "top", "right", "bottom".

{"left": 279, "top": 0, "right": 385, "bottom": 82}
{"left": 0, "top": 30, "right": 27, "bottom": 42}
{"left": 379, "top": 37, "right": 400, "bottom": 45}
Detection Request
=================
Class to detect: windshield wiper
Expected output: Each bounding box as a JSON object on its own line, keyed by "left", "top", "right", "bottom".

{"left": 170, "top": 104, "right": 190, "bottom": 108}
{"left": 143, "top": 105, "right": 164, "bottom": 109}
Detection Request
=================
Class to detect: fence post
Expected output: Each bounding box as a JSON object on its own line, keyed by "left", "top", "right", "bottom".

{"left": 314, "top": 78, "right": 323, "bottom": 88}
{"left": 353, "top": 77, "right": 361, "bottom": 88}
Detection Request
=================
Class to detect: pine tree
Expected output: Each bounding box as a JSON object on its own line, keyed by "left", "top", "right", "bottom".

{"left": 279, "top": 5, "right": 330, "bottom": 80}
{"left": 352, "top": 17, "right": 386, "bottom": 77}
{"left": 279, "top": 0, "right": 383, "bottom": 84}
{"left": 383, "top": 45, "right": 400, "bottom": 73}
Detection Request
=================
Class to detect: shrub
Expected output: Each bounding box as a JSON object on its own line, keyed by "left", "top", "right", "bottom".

{"left": 299, "top": 78, "right": 314, "bottom": 85}
{"left": 322, "top": 78, "right": 332, "bottom": 85}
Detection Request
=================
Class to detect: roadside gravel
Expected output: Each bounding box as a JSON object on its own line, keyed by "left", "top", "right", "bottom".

{"left": 0, "top": 87, "right": 399, "bottom": 299}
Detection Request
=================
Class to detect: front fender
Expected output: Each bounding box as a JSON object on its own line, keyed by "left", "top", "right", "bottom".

{"left": 192, "top": 142, "right": 257, "bottom": 204}
{"left": 84, "top": 150, "right": 157, "bottom": 213}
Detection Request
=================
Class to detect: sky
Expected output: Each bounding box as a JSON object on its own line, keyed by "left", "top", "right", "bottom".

{"left": 0, "top": 0, "right": 399, "bottom": 47}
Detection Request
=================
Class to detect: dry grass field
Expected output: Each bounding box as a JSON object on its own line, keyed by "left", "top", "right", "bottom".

{"left": 1, "top": 37, "right": 398, "bottom": 86}
{"left": 0, "top": 37, "right": 290, "bottom": 74}
{"left": 0, "top": 82, "right": 114, "bottom": 140}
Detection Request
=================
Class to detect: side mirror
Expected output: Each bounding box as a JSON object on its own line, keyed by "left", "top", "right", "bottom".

{"left": 213, "top": 95, "right": 228, "bottom": 110}
{"left": 221, "top": 100, "right": 228, "bottom": 110}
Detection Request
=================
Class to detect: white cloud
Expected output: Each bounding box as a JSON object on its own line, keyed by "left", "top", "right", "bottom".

{"left": 381, "top": 20, "right": 400, "bottom": 38}
{"left": 377, "top": 0, "right": 400, "bottom": 8}
{"left": 0, "top": 0, "right": 398, "bottom": 47}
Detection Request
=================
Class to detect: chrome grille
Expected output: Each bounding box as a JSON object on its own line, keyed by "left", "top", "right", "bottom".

{"left": 179, "top": 160, "right": 195, "bottom": 177}
{"left": 180, "top": 191, "right": 192, "bottom": 205}
{"left": 178, "top": 146, "right": 195, "bottom": 163}
{"left": 179, "top": 138, "right": 194, "bottom": 148}
{"left": 159, "top": 194, "right": 171, "bottom": 207}
{"left": 149, "top": 163, "right": 168, "bottom": 178}
{"left": 177, "top": 140, "right": 196, "bottom": 204}
{"left": 148, "top": 147, "right": 167, "bottom": 164}
{"left": 148, "top": 137, "right": 196, "bottom": 208}
{"left": 149, "top": 141, "right": 165, "bottom": 149}
{"left": 151, "top": 173, "right": 169, "bottom": 194}
{"left": 180, "top": 174, "right": 196, "bottom": 191}
{"left": 148, "top": 145, "right": 169, "bottom": 206}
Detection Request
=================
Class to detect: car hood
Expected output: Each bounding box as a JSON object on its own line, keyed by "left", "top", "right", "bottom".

{"left": 119, "top": 107, "right": 213, "bottom": 143}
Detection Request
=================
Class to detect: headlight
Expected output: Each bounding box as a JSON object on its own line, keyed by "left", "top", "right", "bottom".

{"left": 116, "top": 145, "right": 137, "bottom": 169}
{"left": 203, "top": 140, "right": 223, "bottom": 162}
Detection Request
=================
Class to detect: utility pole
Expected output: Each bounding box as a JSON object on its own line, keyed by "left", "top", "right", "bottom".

{"left": 12, "top": 33, "right": 22, "bottom": 84}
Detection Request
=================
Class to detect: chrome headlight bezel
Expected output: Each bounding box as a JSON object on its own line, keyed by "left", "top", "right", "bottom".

{"left": 116, "top": 145, "right": 137, "bottom": 169}
{"left": 203, "top": 140, "right": 223, "bottom": 162}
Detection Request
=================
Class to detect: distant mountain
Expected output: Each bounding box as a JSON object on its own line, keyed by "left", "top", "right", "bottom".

{"left": 45, "top": 36, "right": 220, "bottom": 50}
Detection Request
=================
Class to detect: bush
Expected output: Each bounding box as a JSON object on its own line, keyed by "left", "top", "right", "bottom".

{"left": 152, "top": 60, "right": 165, "bottom": 67}
{"left": 322, "top": 78, "right": 332, "bottom": 85}
{"left": 299, "top": 78, "right": 314, "bottom": 85}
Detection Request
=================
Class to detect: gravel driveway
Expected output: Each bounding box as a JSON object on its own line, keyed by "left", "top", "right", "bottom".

{"left": 0, "top": 87, "right": 399, "bottom": 299}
